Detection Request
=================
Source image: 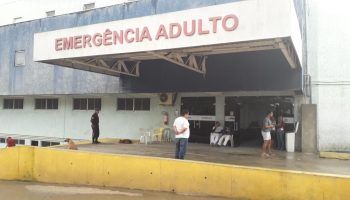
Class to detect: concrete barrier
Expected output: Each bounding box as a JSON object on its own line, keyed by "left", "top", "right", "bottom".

{"left": 320, "top": 151, "right": 350, "bottom": 160}
{"left": 1, "top": 146, "right": 350, "bottom": 200}
{"left": 0, "top": 146, "right": 33, "bottom": 181}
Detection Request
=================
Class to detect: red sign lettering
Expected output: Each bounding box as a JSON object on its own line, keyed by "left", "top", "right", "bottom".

{"left": 54, "top": 14, "right": 239, "bottom": 51}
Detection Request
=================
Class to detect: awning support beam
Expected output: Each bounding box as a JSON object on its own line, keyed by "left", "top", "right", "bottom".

{"left": 277, "top": 39, "right": 298, "bottom": 69}
{"left": 64, "top": 58, "right": 140, "bottom": 77}
{"left": 148, "top": 51, "right": 207, "bottom": 74}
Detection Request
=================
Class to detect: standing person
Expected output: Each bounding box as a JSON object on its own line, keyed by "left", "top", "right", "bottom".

{"left": 173, "top": 109, "right": 190, "bottom": 159}
{"left": 276, "top": 116, "right": 285, "bottom": 150}
{"left": 91, "top": 108, "right": 101, "bottom": 144}
{"left": 261, "top": 111, "right": 274, "bottom": 157}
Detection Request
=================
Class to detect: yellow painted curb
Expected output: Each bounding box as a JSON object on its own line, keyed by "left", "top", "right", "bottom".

{"left": 1, "top": 146, "right": 350, "bottom": 200}
{"left": 320, "top": 151, "right": 350, "bottom": 160}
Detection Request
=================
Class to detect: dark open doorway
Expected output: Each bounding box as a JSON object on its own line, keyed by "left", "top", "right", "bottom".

{"left": 225, "top": 96, "right": 295, "bottom": 147}
{"left": 181, "top": 97, "right": 215, "bottom": 143}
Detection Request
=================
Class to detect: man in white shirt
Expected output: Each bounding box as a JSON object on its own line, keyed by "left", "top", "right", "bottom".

{"left": 173, "top": 109, "right": 190, "bottom": 159}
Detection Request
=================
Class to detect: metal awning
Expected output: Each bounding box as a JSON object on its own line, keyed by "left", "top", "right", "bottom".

{"left": 46, "top": 38, "right": 299, "bottom": 77}
{"left": 34, "top": 0, "right": 302, "bottom": 77}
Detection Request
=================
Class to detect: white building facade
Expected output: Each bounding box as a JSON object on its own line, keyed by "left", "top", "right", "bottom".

{"left": 307, "top": 0, "right": 350, "bottom": 151}
{"left": 1, "top": 0, "right": 347, "bottom": 152}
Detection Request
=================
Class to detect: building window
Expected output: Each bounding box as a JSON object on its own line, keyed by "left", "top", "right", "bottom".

{"left": 3, "top": 99, "right": 24, "bottom": 109}
{"left": 41, "top": 141, "right": 50, "bottom": 147}
{"left": 0, "top": 138, "right": 5, "bottom": 143}
{"left": 117, "top": 98, "right": 133, "bottom": 111}
{"left": 31, "top": 140, "right": 38, "bottom": 146}
{"left": 35, "top": 98, "right": 58, "bottom": 109}
{"left": 73, "top": 98, "right": 86, "bottom": 110}
{"left": 117, "top": 98, "right": 150, "bottom": 111}
{"left": 73, "top": 98, "right": 101, "bottom": 110}
{"left": 13, "top": 17, "right": 22, "bottom": 23}
{"left": 134, "top": 98, "right": 150, "bottom": 110}
{"left": 46, "top": 10, "right": 55, "bottom": 17}
{"left": 41, "top": 141, "right": 60, "bottom": 147}
{"left": 50, "top": 142, "right": 60, "bottom": 146}
{"left": 15, "top": 50, "right": 25, "bottom": 67}
{"left": 15, "top": 139, "right": 25, "bottom": 145}
{"left": 83, "top": 3, "right": 95, "bottom": 11}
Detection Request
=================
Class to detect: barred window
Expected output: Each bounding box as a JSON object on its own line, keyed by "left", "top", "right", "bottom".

{"left": 41, "top": 141, "right": 60, "bottom": 147}
{"left": 3, "top": 99, "right": 24, "bottom": 109}
{"left": 88, "top": 98, "right": 101, "bottom": 110}
{"left": 31, "top": 141, "right": 38, "bottom": 146}
{"left": 134, "top": 98, "right": 150, "bottom": 111}
{"left": 74, "top": 98, "right": 87, "bottom": 110}
{"left": 73, "top": 98, "right": 101, "bottom": 110}
{"left": 35, "top": 98, "right": 58, "bottom": 109}
{"left": 15, "top": 139, "right": 25, "bottom": 145}
{"left": 117, "top": 98, "right": 150, "bottom": 111}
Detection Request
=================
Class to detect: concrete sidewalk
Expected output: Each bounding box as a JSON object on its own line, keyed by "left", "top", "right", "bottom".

{"left": 54, "top": 141, "right": 350, "bottom": 176}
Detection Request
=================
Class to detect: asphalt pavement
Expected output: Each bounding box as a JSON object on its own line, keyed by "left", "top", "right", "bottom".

{"left": 0, "top": 180, "right": 232, "bottom": 200}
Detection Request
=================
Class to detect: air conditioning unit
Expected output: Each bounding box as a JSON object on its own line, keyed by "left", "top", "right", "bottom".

{"left": 159, "top": 93, "right": 174, "bottom": 105}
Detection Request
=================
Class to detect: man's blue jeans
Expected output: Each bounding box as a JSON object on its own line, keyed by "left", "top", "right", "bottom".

{"left": 175, "top": 138, "right": 188, "bottom": 159}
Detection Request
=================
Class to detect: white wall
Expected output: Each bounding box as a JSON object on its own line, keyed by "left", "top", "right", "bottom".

{"left": 0, "top": 0, "right": 132, "bottom": 26}
{"left": 307, "top": 0, "right": 350, "bottom": 151}
{"left": 0, "top": 91, "right": 297, "bottom": 141}
{"left": 0, "top": 96, "right": 66, "bottom": 137}
{"left": 0, "top": 94, "right": 175, "bottom": 140}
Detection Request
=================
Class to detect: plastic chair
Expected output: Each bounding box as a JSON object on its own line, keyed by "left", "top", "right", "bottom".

{"left": 139, "top": 128, "right": 152, "bottom": 144}
{"left": 152, "top": 128, "right": 164, "bottom": 143}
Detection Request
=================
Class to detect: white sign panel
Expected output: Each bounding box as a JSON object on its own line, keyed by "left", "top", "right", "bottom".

{"left": 225, "top": 116, "right": 236, "bottom": 122}
{"left": 283, "top": 117, "right": 295, "bottom": 124}
{"left": 188, "top": 115, "right": 216, "bottom": 121}
{"left": 34, "top": 0, "right": 295, "bottom": 61}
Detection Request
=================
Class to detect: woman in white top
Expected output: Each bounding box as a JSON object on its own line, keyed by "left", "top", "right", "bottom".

{"left": 261, "top": 111, "right": 275, "bottom": 158}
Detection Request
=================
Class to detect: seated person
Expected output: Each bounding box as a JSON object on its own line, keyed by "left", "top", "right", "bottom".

{"left": 218, "top": 127, "right": 233, "bottom": 146}
{"left": 210, "top": 121, "right": 224, "bottom": 146}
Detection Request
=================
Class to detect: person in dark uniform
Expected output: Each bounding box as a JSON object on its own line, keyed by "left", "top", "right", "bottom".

{"left": 91, "top": 108, "right": 100, "bottom": 144}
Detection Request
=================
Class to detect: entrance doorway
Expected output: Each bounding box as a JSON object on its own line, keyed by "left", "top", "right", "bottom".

{"left": 225, "top": 96, "right": 295, "bottom": 147}
{"left": 181, "top": 97, "right": 215, "bottom": 143}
